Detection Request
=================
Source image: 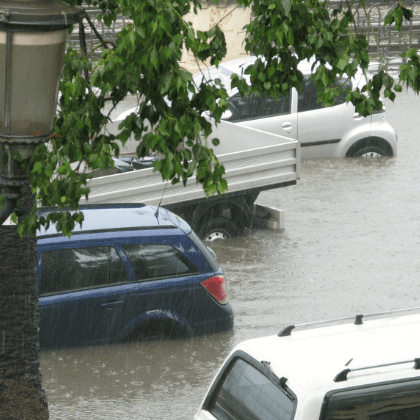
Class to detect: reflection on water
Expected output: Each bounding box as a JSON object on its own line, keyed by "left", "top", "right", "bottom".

{"left": 42, "top": 332, "right": 235, "bottom": 419}
{"left": 42, "top": 90, "right": 420, "bottom": 419}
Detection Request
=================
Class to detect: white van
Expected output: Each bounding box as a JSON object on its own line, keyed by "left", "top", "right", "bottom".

{"left": 194, "top": 310, "right": 420, "bottom": 420}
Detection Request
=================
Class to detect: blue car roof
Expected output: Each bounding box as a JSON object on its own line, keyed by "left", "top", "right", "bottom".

{"left": 37, "top": 204, "right": 191, "bottom": 238}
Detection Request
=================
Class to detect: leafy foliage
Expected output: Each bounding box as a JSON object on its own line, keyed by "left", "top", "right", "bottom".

{"left": 232, "top": 0, "right": 419, "bottom": 117}
{"left": 5, "top": 0, "right": 420, "bottom": 237}
{"left": 17, "top": 0, "right": 230, "bottom": 237}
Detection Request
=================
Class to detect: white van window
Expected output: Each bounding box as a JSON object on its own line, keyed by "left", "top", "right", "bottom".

{"left": 226, "top": 92, "right": 291, "bottom": 122}
{"left": 298, "top": 77, "right": 352, "bottom": 112}
{"left": 40, "top": 247, "right": 127, "bottom": 295}
{"left": 122, "top": 244, "right": 197, "bottom": 281}
{"left": 210, "top": 358, "right": 295, "bottom": 420}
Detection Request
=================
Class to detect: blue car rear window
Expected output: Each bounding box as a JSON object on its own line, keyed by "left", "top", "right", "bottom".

{"left": 188, "top": 230, "right": 220, "bottom": 272}
{"left": 122, "top": 244, "right": 197, "bottom": 281}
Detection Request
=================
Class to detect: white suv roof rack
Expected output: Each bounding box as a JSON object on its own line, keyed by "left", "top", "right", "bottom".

{"left": 278, "top": 306, "right": 420, "bottom": 337}
{"left": 334, "top": 358, "right": 420, "bottom": 383}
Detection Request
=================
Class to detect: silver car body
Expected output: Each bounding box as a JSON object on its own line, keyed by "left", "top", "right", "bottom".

{"left": 193, "top": 56, "right": 398, "bottom": 158}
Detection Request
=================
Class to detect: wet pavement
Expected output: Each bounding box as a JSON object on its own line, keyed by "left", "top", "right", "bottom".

{"left": 41, "top": 89, "right": 420, "bottom": 419}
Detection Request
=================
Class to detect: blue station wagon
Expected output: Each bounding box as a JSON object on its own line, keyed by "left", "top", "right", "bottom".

{"left": 36, "top": 204, "right": 234, "bottom": 349}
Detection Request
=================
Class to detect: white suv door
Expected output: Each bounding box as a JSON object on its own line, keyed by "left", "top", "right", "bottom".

{"left": 296, "top": 77, "right": 366, "bottom": 158}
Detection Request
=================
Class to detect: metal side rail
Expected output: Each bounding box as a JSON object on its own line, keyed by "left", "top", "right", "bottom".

{"left": 278, "top": 306, "right": 420, "bottom": 337}
{"left": 334, "top": 358, "right": 420, "bottom": 383}
{"left": 80, "top": 142, "right": 300, "bottom": 206}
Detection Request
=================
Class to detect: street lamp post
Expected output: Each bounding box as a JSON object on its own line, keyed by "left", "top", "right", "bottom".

{"left": 0, "top": 0, "right": 81, "bottom": 224}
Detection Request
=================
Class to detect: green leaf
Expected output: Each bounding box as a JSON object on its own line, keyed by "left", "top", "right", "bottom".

{"left": 33, "top": 162, "right": 43, "bottom": 173}
{"left": 150, "top": 48, "right": 159, "bottom": 70}
{"left": 176, "top": 76, "right": 183, "bottom": 91}
{"left": 402, "top": 7, "right": 413, "bottom": 21}
{"left": 337, "top": 57, "right": 348, "bottom": 71}
{"left": 160, "top": 72, "right": 172, "bottom": 94}
{"left": 11, "top": 213, "right": 18, "bottom": 224}
{"left": 183, "top": 149, "right": 192, "bottom": 161}
{"left": 128, "top": 29, "right": 136, "bottom": 45}
{"left": 137, "top": 26, "right": 146, "bottom": 38}
{"left": 180, "top": 70, "right": 192, "bottom": 82}
{"left": 392, "top": 7, "right": 404, "bottom": 32}
{"left": 394, "top": 83, "right": 403, "bottom": 92}
{"left": 315, "top": 36, "right": 323, "bottom": 49}
{"left": 384, "top": 10, "right": 394, "bottom": 26}
{"left": 282, "top": 0, "right": 291, "bottom": 16}
{"left": 383, "top": 74, "right": 393, "bottom": 89}
{"left": 207, "top": 184, "right": 217, "bottom": 196}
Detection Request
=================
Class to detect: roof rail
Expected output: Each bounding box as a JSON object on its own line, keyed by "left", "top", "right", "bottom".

{"left": 278, "top": 306, "right": 420, "bottom": 337}
{"left": 38, "top": 203, "right": 146, "bottom": 214}
{"left": 334, "top": 358, "right": 420, "bottom": 383}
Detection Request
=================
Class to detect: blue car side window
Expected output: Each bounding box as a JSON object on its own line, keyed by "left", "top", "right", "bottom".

{"left": 122, "top": 244, "right": 198, "bottom": 281}
{"left": 40, "top": 246, "right": 128, "bottom": 295}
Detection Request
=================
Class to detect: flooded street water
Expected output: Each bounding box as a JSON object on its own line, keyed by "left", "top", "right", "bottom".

{"left": 41, "top": 89, "right": 420, "bottom": 419}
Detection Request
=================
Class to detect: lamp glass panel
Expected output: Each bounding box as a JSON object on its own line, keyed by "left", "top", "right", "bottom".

{"left": 9, "top": 30, "right": 66, "bottom": 136}
{"left": 0, "top": 31, "right": 5, "bottom": 134}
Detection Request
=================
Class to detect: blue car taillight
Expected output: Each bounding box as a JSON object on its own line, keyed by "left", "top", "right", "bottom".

{"left": 201, "top": 275, "right": 229, "bottom": 305}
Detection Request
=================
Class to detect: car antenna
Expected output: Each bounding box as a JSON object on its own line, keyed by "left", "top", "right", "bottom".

{"left": 155, "top": 180, "right": 169, "bottom": 219}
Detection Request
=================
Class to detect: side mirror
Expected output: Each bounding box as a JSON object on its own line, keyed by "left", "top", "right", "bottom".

{"left": 221, "top": 109, "right": 232, "bottom": 120}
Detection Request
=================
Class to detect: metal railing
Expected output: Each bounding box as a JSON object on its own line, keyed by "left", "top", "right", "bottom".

{"left": 69, "top": 2, "right": 420, "bottom": 71}
{"left": 329, "top": 0, "right": 420, "bottom": 72}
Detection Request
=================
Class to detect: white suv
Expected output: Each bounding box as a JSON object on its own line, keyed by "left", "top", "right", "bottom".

{"left": 194, "top": 310, "right": 420, "bottom": 420}
{"left": 193, "top": 57, "right": 398, "bottom": 159}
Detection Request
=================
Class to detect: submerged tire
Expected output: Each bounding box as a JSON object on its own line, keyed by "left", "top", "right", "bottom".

{"left": 353, "top": 146, "right": 390, "bottom": 157}
{"left": 198, "top": 217, "right": 239, "bottom": 242}
{"left": 126, "top": 320, "right": 187, "bottom": 342}
{"left": 346, "top": 138, "right": 393, "bottom": 158}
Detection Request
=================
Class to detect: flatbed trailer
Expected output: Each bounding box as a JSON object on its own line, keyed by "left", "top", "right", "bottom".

{"left": 80, "top": 120, "right": 300, "bottom": 240}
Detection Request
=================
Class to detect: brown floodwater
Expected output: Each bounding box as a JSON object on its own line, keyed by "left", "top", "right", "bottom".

{"left": 41, "top": 89, "right": 420, "bottom": 419}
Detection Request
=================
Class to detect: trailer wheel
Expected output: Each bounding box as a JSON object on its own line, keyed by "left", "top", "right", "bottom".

{"left": 199, "top": 218, "right": 239, "bottom": 242}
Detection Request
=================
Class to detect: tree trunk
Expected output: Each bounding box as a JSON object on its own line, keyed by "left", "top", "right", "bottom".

{"left": 0, "top": 186, "right": 49, "bottom": 419}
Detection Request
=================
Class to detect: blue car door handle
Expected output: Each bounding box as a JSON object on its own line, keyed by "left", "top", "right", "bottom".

{"left": 101, "top": 300, "right": 124, "bottom": 310}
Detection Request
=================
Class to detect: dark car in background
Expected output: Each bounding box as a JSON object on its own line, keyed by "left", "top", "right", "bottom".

{"left": 112, "top": 156, "right": 158, "bottom": 173}
{"left": 36, "top": 204, "right": 233, "bottom": 349}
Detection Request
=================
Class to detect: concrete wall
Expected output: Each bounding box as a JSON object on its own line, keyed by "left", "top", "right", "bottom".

{"left": 180, "top": 1, "right": 251, "bottom": 73}
{"left": 76, "top": 2, "right": 251, "bottom": 73}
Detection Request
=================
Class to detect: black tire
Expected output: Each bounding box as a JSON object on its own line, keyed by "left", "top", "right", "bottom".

{"left": 354, "top": 146, "right": 391, "bottom": 157}
{"left": 126, "top": 321, "right": 187, "bottom": 342}
{"left": 198, "top": 217, "right": 239, "bottom": 242}
{"left": 346, "top": 138, "right": 393, "bottom": 158}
